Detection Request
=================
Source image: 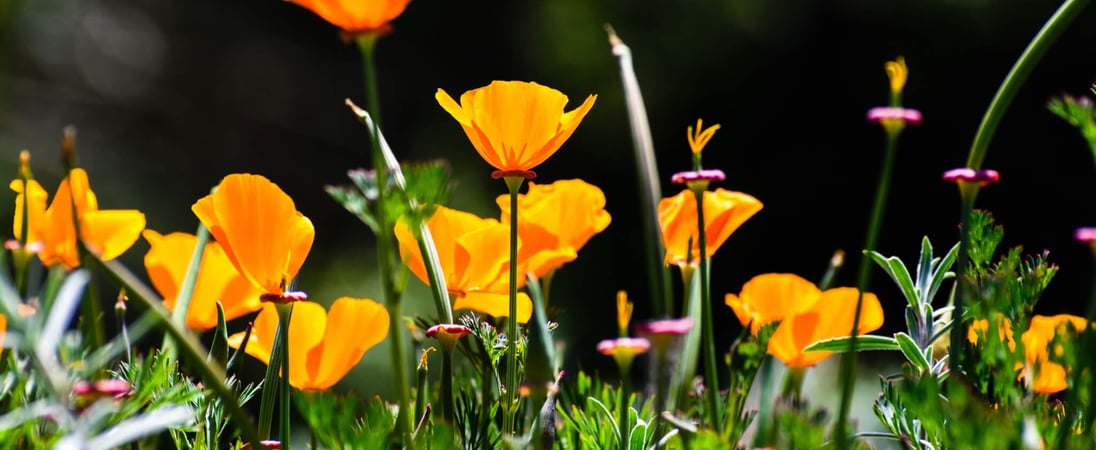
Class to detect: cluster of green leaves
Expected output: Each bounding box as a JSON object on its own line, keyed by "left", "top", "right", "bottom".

{"left": 295, "top": 390, "right": 458, "bottom": 449}
{"left": 862, "top": 211, "right": 1096, "bottom": 449}
{"left": 555, "top": 371, "right": 658, "bottom": 449}
{"left": 0, "top": 269, "right": 217, "bottom": 449}
{"left": 1048, "top": 90, "right": 1096, "bottom": 159}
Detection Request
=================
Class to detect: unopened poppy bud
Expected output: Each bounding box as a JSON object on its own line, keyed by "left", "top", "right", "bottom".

{"left": 61, "top": 126, "right": 77, "bottom": 169}
{"left": 18, "top": 150, "right": 31, "bottom": 179}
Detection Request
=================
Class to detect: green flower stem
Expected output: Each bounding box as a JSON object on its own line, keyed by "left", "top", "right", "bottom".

{"left": 275, "top": 303, "right": 293, "bottom": 449}
{"left": 503, "top": 176, "right": 525, "bottom": 435}
{"left": 162, "top": 223, "right": 210, "bottom": 359}
{"left": 607, "top": 26, "right": 674, "bottom": 318}
{"left": 673, "top": 264, "right": 699, "bottom": 412}
{"left": 950, "top": 190, "right": 977, "bottom": 375}
{"left": 616, "top": 362, "right": 633, "bottom": 445}
{"left": 834, "top": 129, "right": 900, "bottom": 450}
{"left": 780, "top": 367, "right": 806, "bottom": 403}
{"left": 441, "top": 349, "right": 455, "bottom": 424}
{"left": 258, "top": 307, "right": 287, "bottom": 439}
{"left": 342, "top": 99, "right": 455, "bottom": 322}
{"left": 691, "top": 189, "right": 721, "bottom": 428}
{"left": 952, "top": 0, "right": 1089, "bottom": 380}
{"left": 965, "top": 0, "right": 1091, "bottom": 170}
{"left": 358, "top": 35, "right": 416, "bottom": 447}
{"left": 93, "top": 257, "right": 265, "bottom": 448}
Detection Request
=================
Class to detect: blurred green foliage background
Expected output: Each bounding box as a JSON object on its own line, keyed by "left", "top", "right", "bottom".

{"left": 0, "top": 0, "right": 1094, "bottom": 417}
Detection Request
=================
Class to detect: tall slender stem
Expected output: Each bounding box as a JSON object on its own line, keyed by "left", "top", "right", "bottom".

{"left": 834, "top": 130, "right": 899, "bottom": 449}
{"left": 692, "top": 189, "right": 721, "bottom": 428}
{"left": 503, "top": 176, "right": 525, "bottom": 435}
{"left": 358, "top": 36, "right": 415, "bottom": 447}
{"left": 965, "top": 0, "right": 1091, "bottom": 170}
{"left": 276, "top": 303, "right": 293, "bottom": 449}
{"left": 162, "top": 223, "right": 210, "bottom": 359}
{"left": 952, "top": 0, "right": 1089, "bottom": 381}
{"left": 607, "top": 27, "right": 674, "bottom": 318}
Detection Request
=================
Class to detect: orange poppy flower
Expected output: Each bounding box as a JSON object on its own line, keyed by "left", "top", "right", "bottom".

{"left": 288, "top": 0, "right": 411, "bottom": 35}
{"left": 192, "top": 174, "right": 314, "bottom": 301}
{"left": 394, "top": 206, "right": 532, "bottom": 322}
{"left": 658, "top": 188, "right": 762, "bottom": 267}
{"left": 767, "top": 287, "right": 884, "bottom": 368}
{"left": 725, "top": 273, "right": 821, "bottom": 335}
{"left": 495, "top": 179, "right": 610, "bottom": 278}
{"left": 435, "top": 80, "right": 597, "bottom": 179}
{"left": 143, "top": 230, "right": 263, "bottom": 331}
{"left": 34, "top": 169, "right": 145, "bottom": 269}
{"left": 1021, "top": 314, "right": 1089, "bottom": 394}
{"left": 227, "top": 297, "right": 389, "bottom": 391}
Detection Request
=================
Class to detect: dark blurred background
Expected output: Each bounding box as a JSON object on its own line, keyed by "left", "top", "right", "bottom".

{"left": 1, "top": 0, "right": 1095, "bottom": 414}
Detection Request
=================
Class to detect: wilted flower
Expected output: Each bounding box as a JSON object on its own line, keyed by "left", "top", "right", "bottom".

{"left": 436, "top": 80, "right": 597, "bottom": 179}
{"left": 143, "top": 230, "right": 263, "bottom": 330}
{"left": 495, "top": 179, "right": 611, "bottom": 278}
{"left": 192, "top": 174, "right": 315, "bottom": 303}
{"left": 395, "top": 206, "right": 532, "bottom": 322}
{"left": 228, "top": 297, "right": 389, "bottom": 391}
{"left": 658, "top": 188, "right": 762, "bottom": 267}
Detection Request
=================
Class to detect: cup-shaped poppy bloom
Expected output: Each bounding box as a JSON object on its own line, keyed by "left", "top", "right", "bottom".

{"left": 288, "top": 0, "right": 410, "bottom": 36}
{"left": 227, "top": 297, "right": 389, "bottom": 391}
{"left": 725, "top": 273, "right": 822, "bottom": 335}
{"left": 1021, "top": 314, "right": 1089, "bottom": 394}
{"left": 9, "top": 178, "right": 47, "bottom": 249}
{"left": 495, "top": 179, "right": 611, "bottom": 278}
{"left": 435, "top": 80, "right": 597, "bottom": 179}
{"left": 395, "top": 206, "right": 532, "bottom": 322}
{"left": 658, "top": 188, "right": 762, "bottom": 267}
{"left": 143, "top": 230, "right": 263, "bottom": 330}
{"left": 192, "top": 174, "right": 314, "bottom": 301}
{"left": 34, "top": 169, "right": 145, "bottom": 269}
{"left": 768, "top": 287, "right": 884, "bottom": 368}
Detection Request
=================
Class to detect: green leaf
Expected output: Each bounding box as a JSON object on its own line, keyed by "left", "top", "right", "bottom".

{"left": 803, "top": 335, "right": 899, "bottom": 352}
{"left": 208, "top": 302, "right": 228, "bottom": 367}
{"left": 325, "top": 183, "right": 378, "bottom": 233}
{"left": 868, "top": 251, "right": 918, "bottom": 308}
{"left": 925, "top": 243, "right": 958, "bottom": 305}
{"left": 895, "top": 332, "right": 930, "bottom": 372}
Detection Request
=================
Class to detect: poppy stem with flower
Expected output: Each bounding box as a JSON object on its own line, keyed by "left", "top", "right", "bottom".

{"left": 834, "top": 57, "right": 916, "bottom": 449}
{"left": 503, "top": 175, "right": 525, "bottom": 435}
